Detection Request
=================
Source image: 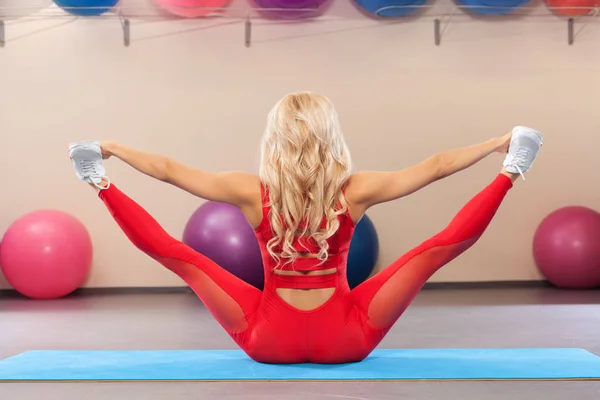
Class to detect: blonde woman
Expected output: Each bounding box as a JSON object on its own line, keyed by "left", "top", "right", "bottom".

{"left": 69, "top": 92, "right": 543, "bottom": 364}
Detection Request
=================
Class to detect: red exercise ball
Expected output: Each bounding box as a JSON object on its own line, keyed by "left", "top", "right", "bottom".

{"left": 533, "top": 206, "right": 600, "bottom": 289}
{"left": 545, "top": 0, "right": 596, "bottom": 16}
{"left": 0, "top": 210, "right": 93, "bottom": 299}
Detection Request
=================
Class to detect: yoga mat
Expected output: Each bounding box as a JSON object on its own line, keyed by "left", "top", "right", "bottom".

{"left": 1, "top": 348, "right": 600, "bottom": 382}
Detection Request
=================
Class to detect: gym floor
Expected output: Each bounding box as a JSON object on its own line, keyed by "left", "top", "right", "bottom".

{"left": 1, "top": 287, "right": 600, "bottom": 399}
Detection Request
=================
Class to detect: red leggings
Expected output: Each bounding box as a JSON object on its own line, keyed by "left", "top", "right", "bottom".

{"left": 98, "top": 174, "right": 512, "bottom": 364}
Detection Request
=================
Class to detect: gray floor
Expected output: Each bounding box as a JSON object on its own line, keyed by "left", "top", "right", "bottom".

{"left": 1, "top": 287, "right": 600, "bottom": 399}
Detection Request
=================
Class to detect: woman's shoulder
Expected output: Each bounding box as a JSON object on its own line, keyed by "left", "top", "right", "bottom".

{"left": 222, "top": 171, "right": 262, "bottom": 191}
{"left": 219, "top": 171, "right": 262, "bottom": 208}
{"left": 342, "top": 173, "right": 371, "bottom": 224}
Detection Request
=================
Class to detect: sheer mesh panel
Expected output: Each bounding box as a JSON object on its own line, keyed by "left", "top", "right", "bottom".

{"left": 352, "top": 174, "right": 513, "bottom": 330}
{"left": 99, "top": 185, "right": 262, "bottom": 333}
{"left": 355, "top": 238, "right": 475, "bottom": 329}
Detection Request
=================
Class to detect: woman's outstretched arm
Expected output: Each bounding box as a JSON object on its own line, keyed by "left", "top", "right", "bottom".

{"left": 345, "top": 132, "right": 510, "bottom": 213}
{"left": 100, "top": 141, "right": 260, "bottom": 209}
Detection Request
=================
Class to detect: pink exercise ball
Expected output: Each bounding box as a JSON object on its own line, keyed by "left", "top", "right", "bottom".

{"left": 153, "top": 0, "right": 231, "bottom": 17}
{"left": 0, "top": 210, "right": 93, "bottom": 299}
{"left": 533, "top": 206, "right": 600, "bottom": 289}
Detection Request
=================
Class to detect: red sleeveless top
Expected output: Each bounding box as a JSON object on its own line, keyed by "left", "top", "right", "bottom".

{"left": 253, "top": 184, "right": 356, "bottom": 290}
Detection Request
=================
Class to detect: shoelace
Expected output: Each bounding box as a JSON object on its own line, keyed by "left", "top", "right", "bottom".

{"left": 79, "top": 160, "right": 98, "bottom": 177}
{"left": 79, "top": 159, "right": 110, "bottom": 189}
{"left": 509, "top": 148, "right": 530, "bottom": 180}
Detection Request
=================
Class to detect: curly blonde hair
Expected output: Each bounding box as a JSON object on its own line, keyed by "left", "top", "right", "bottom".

{"left": 259, "top": 91, "right": 353, "bottom": 267}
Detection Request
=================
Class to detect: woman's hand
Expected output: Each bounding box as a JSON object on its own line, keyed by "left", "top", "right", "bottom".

{"left": 100, "top": 141, "right": 116, "bottom": 159}
{"left": 495, "top": 132, "right": 512, "bottom": 154}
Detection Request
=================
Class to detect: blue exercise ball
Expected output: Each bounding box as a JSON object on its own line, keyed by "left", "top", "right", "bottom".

{"left": 455, "top": 0, "right": 530, "bottom": 15}
{"left": 347, "top": 215, "right": 379, "bottom": 289}
{"left": 54, "top": 0, "right": 118, "bottom": 16}
{"left": 353, "top": 0, "right": 428, "bottom": 17}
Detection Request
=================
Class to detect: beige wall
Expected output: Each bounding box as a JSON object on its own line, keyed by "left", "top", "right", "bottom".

{"left": 0, "top": 1, "right": 598, "bottom": 289}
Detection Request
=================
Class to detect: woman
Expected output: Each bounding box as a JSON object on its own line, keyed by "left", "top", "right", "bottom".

{"left": 69, "top": 92, "right": 543, "bottom": 364}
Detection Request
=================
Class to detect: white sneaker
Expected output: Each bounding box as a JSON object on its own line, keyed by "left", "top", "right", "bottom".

{"left": 69, "top": 141, "right": 110, "bottom": 189}
{"left": 503, "top": 126, "right": 543, "bottom": 180}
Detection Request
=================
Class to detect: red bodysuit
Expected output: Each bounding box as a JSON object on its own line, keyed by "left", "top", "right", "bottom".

{"left": 99, "top": 174, "right": 513, "bottom": 364}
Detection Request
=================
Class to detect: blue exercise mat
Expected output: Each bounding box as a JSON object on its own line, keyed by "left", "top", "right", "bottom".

{"left": 1, "top": 348, "right": 600, "bottom": 381}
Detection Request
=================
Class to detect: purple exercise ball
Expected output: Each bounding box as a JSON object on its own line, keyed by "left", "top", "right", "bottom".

{"left": 251, "top": 0, "right": 329, "bottom": 19}
{"left": 182, "top": 201, "right": 264, "bottom": 290}
{"left": 533, "top": 206, "right": 600, "bottom": 289}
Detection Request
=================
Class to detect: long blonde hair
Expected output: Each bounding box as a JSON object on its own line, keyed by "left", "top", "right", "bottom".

{"left": 259, "top": 91, "right": 353, "bottom": 267}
